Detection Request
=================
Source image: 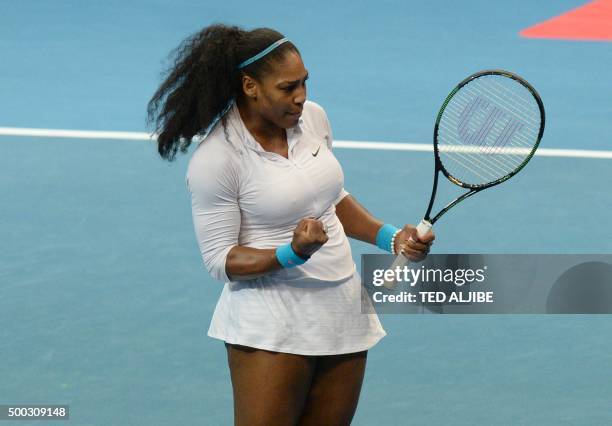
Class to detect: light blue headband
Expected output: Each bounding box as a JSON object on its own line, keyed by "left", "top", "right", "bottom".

{"left": 237, "top": 37, "right": 289, "bottom": 69}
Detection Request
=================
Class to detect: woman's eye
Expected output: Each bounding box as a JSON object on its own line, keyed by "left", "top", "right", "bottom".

{"left": 282, "top": 80, "right": 306, "bottom": 91}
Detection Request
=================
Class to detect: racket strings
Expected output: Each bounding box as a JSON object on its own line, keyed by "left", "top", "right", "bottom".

{"left": 442, "top": 102, "right": 538, "bottom": 149}
{"left": 440, "top": 145, "right": 522, "bottom": 183}
{"left": 488, "top": 79, "right": 541, "bottom": 121}
{"left": 443, "top": 101, "right": 538, "bottom": 155}
{"left": 441, "top": 151, "right": 503, "bottom": 183}
{"left": 447, "top": 93, "right": 540, "bottom": 149}
{"left": 436, "top": 75, "right": 542, "bottom": 186}
{"left": 438, "top": 139, "right": 520, "bottom": 180}
{"left": 453, "top": 91, "right": 540, "bottom": 153}
{"left": 440, "top": 117, "right": 530, "bottom": 171}
{"left": 438, "top": 119, "right": 527, "bottom": 181}
{"left": 467, "top": 81, "right": 540, "bottom": 129}
{"left": 438, "top": 125, "right": 533, "bottom": 184}
{"left": 440, "top": 111, "right": 535, "bottom": 160}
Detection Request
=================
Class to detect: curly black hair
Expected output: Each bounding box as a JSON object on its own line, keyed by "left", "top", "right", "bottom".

{"left": 147, "top": 24, "right": 300, "bottom": 161}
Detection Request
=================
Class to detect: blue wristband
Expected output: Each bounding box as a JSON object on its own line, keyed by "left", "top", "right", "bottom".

{"left": 376, "top": 224, "right": 400, "bottom": 253}
{"left": 275, "top": 243, "right": 308, "bottom": 268}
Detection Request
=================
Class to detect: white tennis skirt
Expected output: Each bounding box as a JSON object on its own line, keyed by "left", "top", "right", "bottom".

{"left": 207, "top": 271, "right": 386, "bottom": 355}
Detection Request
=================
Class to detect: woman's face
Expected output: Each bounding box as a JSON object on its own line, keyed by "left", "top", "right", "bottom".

{"left": 245, "top": 51, "right": 309, "bottom": 129}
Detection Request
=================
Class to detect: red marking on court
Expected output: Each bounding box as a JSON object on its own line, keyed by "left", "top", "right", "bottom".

{"left": 520, "top": 0, "right": 612, "bottom": 41}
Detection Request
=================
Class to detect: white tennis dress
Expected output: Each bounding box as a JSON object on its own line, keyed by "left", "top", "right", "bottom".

{"left": 186, "top": 100, "right": 386, "bottom": 355}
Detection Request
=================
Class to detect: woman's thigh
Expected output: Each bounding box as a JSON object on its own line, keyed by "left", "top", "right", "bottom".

{"left": 226, "top": 343, "right": 316, "bottom": 426}
{"left": 297, "top": 350, "right": 368, "bottom": 426}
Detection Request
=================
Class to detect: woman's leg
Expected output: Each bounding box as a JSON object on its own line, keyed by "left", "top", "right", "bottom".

{"left": 297, "top": 350, "right": 368, "bottom": 426}
{"left": 226, "top": 343, "right": 316, "bottom": 426}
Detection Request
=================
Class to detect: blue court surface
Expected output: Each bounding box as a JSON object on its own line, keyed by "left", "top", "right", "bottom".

{"left": 2, "top": 1, "right": 612, "bottom": 425}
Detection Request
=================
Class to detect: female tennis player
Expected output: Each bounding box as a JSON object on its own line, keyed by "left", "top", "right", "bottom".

{"left": 147, "top": 24, "right": 434, "bottom": 426}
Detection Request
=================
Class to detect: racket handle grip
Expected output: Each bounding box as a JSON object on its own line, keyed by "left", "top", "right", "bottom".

{"left": 382, "top": 219, "right": 432, "bottom": 290}
{"left": 415, "top": 219, "right": 433, "bottom": 239}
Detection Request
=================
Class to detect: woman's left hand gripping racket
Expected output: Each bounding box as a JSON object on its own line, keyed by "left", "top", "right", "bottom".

{"left": 384, "top": 69, "right": 545, "bottom": 289}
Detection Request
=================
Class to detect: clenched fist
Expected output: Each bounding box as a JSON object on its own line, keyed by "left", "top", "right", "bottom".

{"left": 291, "top": 218, "right": 329, "bottom": 259}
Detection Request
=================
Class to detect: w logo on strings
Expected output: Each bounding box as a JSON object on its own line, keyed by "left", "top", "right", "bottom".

{"left": 457, "top": 95, "right": 524, "bottom": 148}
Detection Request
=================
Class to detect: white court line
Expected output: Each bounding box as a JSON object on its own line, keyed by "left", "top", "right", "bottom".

{"left": 1, "top": 126, "right": 612, "bottom": 160}
{"left": 0, "top": 127, "right": 153, "bottom": 141}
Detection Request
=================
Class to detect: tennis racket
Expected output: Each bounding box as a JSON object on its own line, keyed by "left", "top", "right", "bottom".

{"left": 384, "top": 69, "right": 545, "bottom": 289}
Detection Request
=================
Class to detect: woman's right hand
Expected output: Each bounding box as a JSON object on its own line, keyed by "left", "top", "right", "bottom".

{"left": 291, "top": 218, "right": 329, "bottom": 259}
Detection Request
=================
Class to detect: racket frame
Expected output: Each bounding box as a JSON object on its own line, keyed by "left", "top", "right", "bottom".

{"left": 424, "top": 69, "right": 546, "bottom": 225}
